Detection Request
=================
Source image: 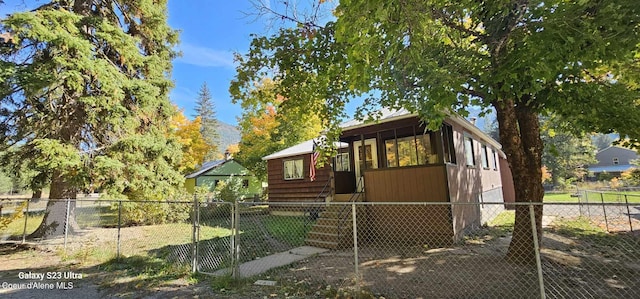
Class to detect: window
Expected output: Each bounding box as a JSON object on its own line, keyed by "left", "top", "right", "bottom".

{"left": 242, "top": 179, "right": 249, "bottom": 188}
{"left": 334, "top": 152, "right": 350, "bottom": 171}
{"left": 492, "top": 149, "right": 498, "bottom": 170}
{"left": 613, "top": 157, "right": 619, "bottom": 165}
{"left": 481, "top": 144, "right": 489, "bottom": 169}
{"left": 385, "top": 134, "right": 438, "bottom": 167}
{"left": 464, "top": 135, "right": 475, "bottom": 166}
{"left": 284, "top": 159, "right": 304, "bottom": 180}
{"left": 442, "top": 124, "right": 456, "bottom": 164}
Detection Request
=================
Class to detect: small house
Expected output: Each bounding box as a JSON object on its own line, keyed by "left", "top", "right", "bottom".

{"left": 263, "top": 108, "right": 515, "bottom": 249}
{"left": 588, "top": 146, "right": 638, "bottom": 180}
{"left": 184, "top": 157, "right": 262, "bottom": 199}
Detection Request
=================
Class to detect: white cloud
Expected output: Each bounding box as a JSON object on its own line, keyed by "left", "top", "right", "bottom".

{"left": 176, "top": 43, "right": 235, "bottom": 69}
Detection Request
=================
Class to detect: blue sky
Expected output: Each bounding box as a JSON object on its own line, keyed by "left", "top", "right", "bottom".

{"left": 2, "top": 0, "right": 325, "bottom": 126}
{"left": 168, "top": 1, "right": 268, "bottom": 125}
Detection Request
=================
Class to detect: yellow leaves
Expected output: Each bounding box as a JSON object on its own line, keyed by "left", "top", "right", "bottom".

{"left": 169, "top": 107, "right": 209, "bottom": 174}
{"left": 541, "top": 166, "right": 552, "bottom": 183}
{"left": 226, "top": 144, "right": 240, "bottom": 155}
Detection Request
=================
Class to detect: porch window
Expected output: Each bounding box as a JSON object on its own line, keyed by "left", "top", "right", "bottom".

{"left": 464, "top": 136, "right": 476, "bottom": 166}
{"left": 385, "top": 134, "right": 438, "bottom": 167}
{"left": 442, "top": 123, "right": 456, "bottom": 164}
{"left": 284, "top": 159, "right": 304, "bottom": 180}
{"left": 334, "top": 152, "right": 350, "bottom": 171}
{"left": 481, "top": 144, "right": 489, "bottom": 169}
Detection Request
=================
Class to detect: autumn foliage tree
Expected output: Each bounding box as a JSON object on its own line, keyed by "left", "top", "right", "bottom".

{"left": 232, "top": 78, "right": 323, "bottom": 181}
{"left": 170, "top": 108, "right": 208, "bottom": 174}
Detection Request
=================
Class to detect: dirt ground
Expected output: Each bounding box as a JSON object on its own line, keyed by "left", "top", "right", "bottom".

{"left": 1, "top": 224, "right": 639, "bottom": 298}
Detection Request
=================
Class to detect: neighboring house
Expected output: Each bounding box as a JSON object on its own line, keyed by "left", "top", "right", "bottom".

{"left": 588, "top": 146, "right": 639, "bottom": 179}
{"left": 262, "top": 108, "right": 515, "bottom": 249}
{"left": 184, "top": 156, "right": 262, "bottom": 199}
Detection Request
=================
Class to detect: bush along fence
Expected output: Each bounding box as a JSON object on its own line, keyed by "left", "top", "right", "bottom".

{"left": 1, "top": 194, "right": 639, "bottom": 298}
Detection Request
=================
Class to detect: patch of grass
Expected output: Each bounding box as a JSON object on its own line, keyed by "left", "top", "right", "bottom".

{"left": 76, "top": 205, "right": 118, "bottom": 227}
{"left": 465, "top": 210, "right": 515, "bottom": 243}
{"left": 488, "top": 210, "right": 515, "bottom": 229}
{"left": 545, "top": 191, "right": 640, "bottom": 203}
{"left": 100, "top": 255, "right": 192, "bottom": 287}
{"left": 583, "top": 192, "right": 640, "bottom": 203}
{"left": 554, "top": 216, "right": 607, "bottom": 237}
{"left": 210, "top": 274, "right": 252, "bottom": 292}
{"left": 137, "top": 223, "right": 232, "bottom": 250}
{"left": 1, "top": 213, "right": 44, "bottom": 238}
{"left": 263, "top": 215, "right": 310, "bottom": 246}
{"left": 544, "top": 193, "right": 579, "bottom": 202}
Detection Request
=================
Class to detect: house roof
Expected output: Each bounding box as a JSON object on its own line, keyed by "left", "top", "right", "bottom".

{"left": 596, "top": 145, "right": 638, "bottom": 155}
{"left": 262, "top": 139, "right": 349, "bottom": 161}
{"left": 339, "top": 107, "right": 414, "bottom": 129}
{"left": 185, "top": 159, "right": 227, "bottom": 179}
{"left": 340, "top": 107, "right": 504, "bottom": 154}
{"left": 588, "top": 164, "right": 637, "bottom": 173}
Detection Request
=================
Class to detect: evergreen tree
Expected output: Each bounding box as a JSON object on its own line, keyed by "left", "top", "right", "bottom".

{"left": 0, "top": 0, "right": 182, "bottom": 238}
{"left": 194, "top": 82, "right": 219, "bottom": 161}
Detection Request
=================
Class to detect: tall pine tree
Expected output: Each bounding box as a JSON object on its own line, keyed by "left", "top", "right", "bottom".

{"left": 0, "top": 0, "right": 183, "bottom": 238}
{"left": 193, "top": 82, "right": 219, "bottom": 161}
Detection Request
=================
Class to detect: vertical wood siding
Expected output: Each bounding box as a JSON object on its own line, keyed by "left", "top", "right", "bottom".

{"left": 362, "top": 165, "right": 453, "bottom": 244}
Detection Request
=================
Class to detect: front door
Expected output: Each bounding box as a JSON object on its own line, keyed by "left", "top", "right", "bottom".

{"left": 354, "top": 138, "right": 378, "bottom": 191}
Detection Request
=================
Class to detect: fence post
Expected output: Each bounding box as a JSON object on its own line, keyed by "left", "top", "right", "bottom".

{"left": 352, "top": 203, "right": 360, "bottom": 295}
{"left": 191, "top": 193, "right": 199, "bottom": 273}
{"left": 117, "top": 200, "right": 122, "bottom": 259}
{"left": 600, "top": 193, "right": 609, "bottom": 232}
{"left": 229, "top": 201, "right": 235, "bottom": 278}
{"left": 529, "top": 204, "right": 545, "bottom": 299}
{"left": 624, "top": 195, "right": 633, "bottom": 232}
{"left": 64, "top": 198, "right": 71, "bottom": 252}
{"left": 22, "top": 198, "right": 31, "bottom": 243}
{"left": 233, "top": 199, "right": 240, "bottom": 279}
{"left": 585, "top": 191, "right": 591, "bottom": 218}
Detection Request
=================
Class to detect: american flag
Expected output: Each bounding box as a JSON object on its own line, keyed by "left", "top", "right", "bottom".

{"left": 310, "top": 141, "right": 319, "bottom": 181}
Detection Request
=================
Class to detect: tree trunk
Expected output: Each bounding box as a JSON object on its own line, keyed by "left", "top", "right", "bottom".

{"left": 494, "top": 98, "right": 544, "bottom": 264}
{"left": 28, "top": 170, "right": 79, "bottom": 239}
{"left": 32, "top": 189, "right": 42, "bottom": 199}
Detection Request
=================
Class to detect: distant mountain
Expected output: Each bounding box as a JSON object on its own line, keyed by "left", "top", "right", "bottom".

{"left": 216, "top": 121, "right": 241, "bottom": 153}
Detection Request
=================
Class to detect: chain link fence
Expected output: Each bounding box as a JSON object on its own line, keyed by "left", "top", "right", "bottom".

{"left": 1, "top": 191, "right": 639, "bottom": 298}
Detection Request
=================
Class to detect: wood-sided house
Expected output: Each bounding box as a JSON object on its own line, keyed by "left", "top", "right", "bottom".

{"left": 184, "top": 157, "right": 262, "bottom": 199}
{"left": 263, "top": 108, "right": 515, "bottom": 249}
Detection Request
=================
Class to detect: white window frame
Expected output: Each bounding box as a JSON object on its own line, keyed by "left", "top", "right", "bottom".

{"left": 464, "top": 135, "right": 476, "bottom": 167}
{"left": 481, "top": 144, "right": 490, "bottom": 169}
{"left": 334, "top": 152, "right": 350, "bottom": 172}
{"left": 283, "top": 159, "right": 304, "bottom": 180}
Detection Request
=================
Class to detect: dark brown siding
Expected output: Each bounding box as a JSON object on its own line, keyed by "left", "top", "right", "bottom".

{"left": 334, "top": 171, "right": 356, "bottom": 194}
{"left": 362, "top": 165, "right": 453, "bottom": 244}
{"left": 267, "top": 154, "right": 332, "bottom": 204}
